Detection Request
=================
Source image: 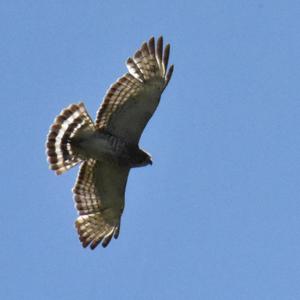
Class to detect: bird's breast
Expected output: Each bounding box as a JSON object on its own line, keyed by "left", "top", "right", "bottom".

{"left": 73, "top": 131, "right": 127, "bottom": 162}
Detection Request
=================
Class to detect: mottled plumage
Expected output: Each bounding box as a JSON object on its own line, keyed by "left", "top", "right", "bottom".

{"left": 46, "top": 36, "right": 173, "bottom": 249}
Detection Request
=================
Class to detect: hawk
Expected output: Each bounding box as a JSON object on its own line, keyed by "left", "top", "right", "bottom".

{"left": 46, "top": 36, "right": 173, "bottom": 249}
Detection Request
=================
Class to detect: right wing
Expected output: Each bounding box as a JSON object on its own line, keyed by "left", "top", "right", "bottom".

{"left": 95, "top": 36, "right": 174, "bottom": 145}
{"left": 73, "top": 159, "right": 130, "bottom": 249}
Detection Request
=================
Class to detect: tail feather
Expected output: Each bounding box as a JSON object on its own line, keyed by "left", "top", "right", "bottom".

{"left": 46, "top": 102, "right": 95, "bottom": 175}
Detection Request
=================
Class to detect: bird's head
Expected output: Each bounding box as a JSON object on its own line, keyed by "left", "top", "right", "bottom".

{"left": 131, "top": 148, "right": 152, "bottom": 168}
{"left": 143, "top": 153, "right": 153, "bottom": 166}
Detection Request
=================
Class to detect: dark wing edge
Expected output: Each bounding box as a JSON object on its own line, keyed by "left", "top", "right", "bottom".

{"left": 73, "top": 159, "right": 129, "bottom": 249}
{"left": 95, "top": 36, "right": 174, "bottom": 140}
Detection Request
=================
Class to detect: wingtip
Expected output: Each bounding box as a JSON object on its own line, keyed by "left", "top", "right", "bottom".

{"left": 141, "top": 42, "right": 149, "bottom": 55}
{"left": 126, "top": 57, "right": 134, "bottom": 64}
{"left": 148, "top": 37, "right": 155, "bottom": 55}
{"left": 149, "top": 36, "right": 155, "bottom": 43}
{"left": 156, "top": 36, "right": 163, "bottom": 62}
{"left": 165, "top": 64, "right": 174, "bottom": 87}
{"left": 163, "top": 43, "right": 170, "bottom": 71}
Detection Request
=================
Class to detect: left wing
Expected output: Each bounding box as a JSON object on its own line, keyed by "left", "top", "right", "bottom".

{"left": 96, "top": 36, "right": 174, "bottom": 145}
{"left": 73, "top": 159, "right": 130, "bottom": 249}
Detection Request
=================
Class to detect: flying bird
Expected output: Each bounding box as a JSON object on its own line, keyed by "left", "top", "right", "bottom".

{"left": 46, "top": 36, "right": 174, "bottom": 249}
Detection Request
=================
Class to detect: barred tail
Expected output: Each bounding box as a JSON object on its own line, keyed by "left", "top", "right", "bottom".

{"left": 46, "top": 102, "right": 95, "bottom": 175}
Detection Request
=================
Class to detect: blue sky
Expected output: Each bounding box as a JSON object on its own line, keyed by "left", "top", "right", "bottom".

{"left": 1, "top": 1, "right": 300, "bottom": 299}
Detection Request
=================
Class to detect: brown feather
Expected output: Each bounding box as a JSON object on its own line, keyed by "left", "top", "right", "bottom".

{"left": 95, "top": 36, "right": 174, "bottom": 144}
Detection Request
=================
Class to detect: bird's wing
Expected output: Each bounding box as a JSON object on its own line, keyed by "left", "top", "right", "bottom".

{"left": 73, "top": 159, "right": 130, "bottom": 249}
{"left": 96, "top": 36, "right": 174, "bottom": 145}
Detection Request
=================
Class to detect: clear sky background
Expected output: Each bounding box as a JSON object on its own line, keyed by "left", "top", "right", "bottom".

{"left": 1, "top": 1, "right": 300, "bottom": 299}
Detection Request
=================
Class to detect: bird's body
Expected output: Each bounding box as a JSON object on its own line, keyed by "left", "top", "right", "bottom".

{"left": 72, "top": 129, "right": 152, "bottom": 167}
{"left": 72, "top": 130, "right": 128, "bottom": 162}
{"left": 46, "top": 36, "right": 173, "bottom": 249}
